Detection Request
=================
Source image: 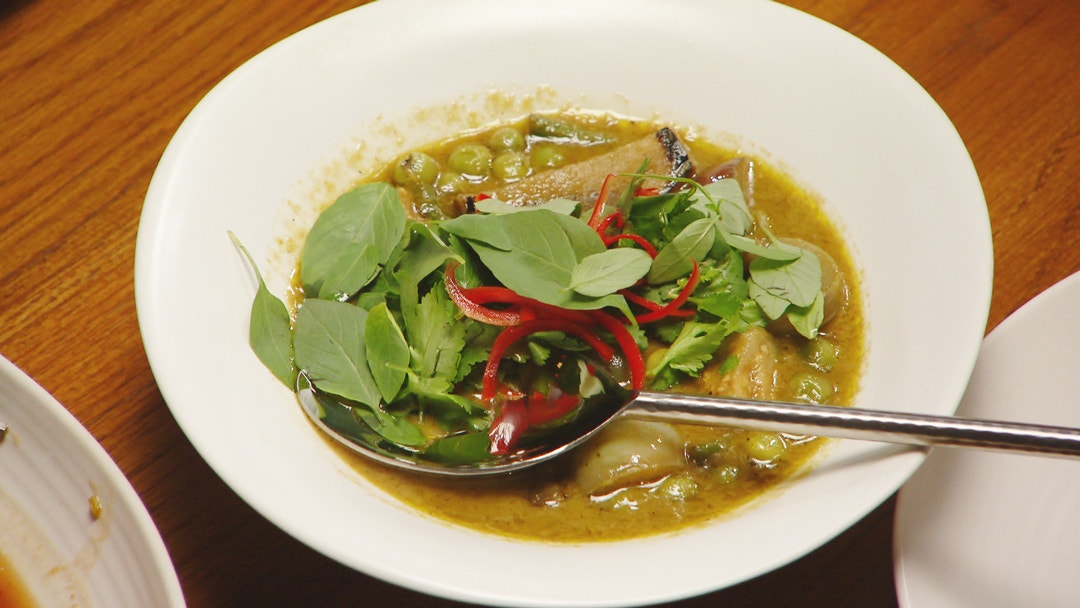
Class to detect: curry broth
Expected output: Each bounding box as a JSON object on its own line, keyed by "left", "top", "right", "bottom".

{"left": 307, "top": 114, "right": 865, "bottom": 542}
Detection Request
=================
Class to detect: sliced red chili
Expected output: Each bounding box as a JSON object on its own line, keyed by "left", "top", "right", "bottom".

{"left": 603, "top": 233, "right": 659, "bottom": 257}
{"left": 587, "top": 173, "right": 617, "bottom": 229}
{"left": 621, "top": 289, "right": 694, "bottom": 317}
{"left": 481, "top": 319, "right": 617, "bottom": 401}
{"left": 462, "top": 285, "right": 593, "bottom": 325}
{"left": 588, "top": 310, "right": 646, "bottom": 390}
{"left": 444, "top": 264, "right": 522, "bottom": 326}
{"left": 488, "top": 397, "right": 528, "bottom": 454}
{"left": 634, "top": 261, "right": 701, "bottom": 324}
{"left": 525, "top": 390, "right": 582, "bottom": 426}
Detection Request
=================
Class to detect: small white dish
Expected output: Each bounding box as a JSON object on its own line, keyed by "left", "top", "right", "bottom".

{"left": 135, "top": 0, "right": 992, "bottom": 605}
{"left": 894, "top": 270, "right": 1080, "bottom": 608}
{"left": 0, "top": 356, "right": 186, "bottom": 608}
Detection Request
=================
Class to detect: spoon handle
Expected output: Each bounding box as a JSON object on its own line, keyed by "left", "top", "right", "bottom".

{"left": 628, "top": 392, "right": 1080, "bottom": 458}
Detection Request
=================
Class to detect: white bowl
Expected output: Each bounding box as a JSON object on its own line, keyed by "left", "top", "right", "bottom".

{"left": 0, "top": 356, "right": 186, "bottom": 608}
{"left": 134, "top": 0, "right": 992, "bottom": 605}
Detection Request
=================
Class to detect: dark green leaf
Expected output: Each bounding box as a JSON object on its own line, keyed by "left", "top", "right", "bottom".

{"left": 569, "top": 248, "right": 652, "bottom": 297}
{"left": 422, "top": 432, "right": 492, "bottom": 464}
{"left": 365, "top": 302, "right": 410, "bottom": 403}
{"left": 300, "top": 182, "right": 406, "bottom": 297}
{"left": 648, "top": 217, "right": 717, "bottom": 284}
{"left": 294, "top": 299, "right": 381, "bottom": 407}
{"left": 786, "top": 292, "right": 825, "bottom": 339}
{"left": 229, "top": 232, "right": 296, "bottom": 387}
{"left": 354, "top": 405, "right": 427, "bottom": 447}
{"left": 749, "top": 248, "right": 822, "bottom": 308}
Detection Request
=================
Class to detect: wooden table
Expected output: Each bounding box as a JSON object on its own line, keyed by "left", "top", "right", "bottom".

{"left": 1, "top": 1, "right": 1076, "bottom": 606}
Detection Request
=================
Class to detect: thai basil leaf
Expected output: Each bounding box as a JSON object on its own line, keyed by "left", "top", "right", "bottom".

{"left": 648, "top": 217, "right": 717, "bottom": 284}
{"left": 365, "top": 302, "right": 410, "bottom": 403}
{"left": 437, "top": 213, "right": 514, "bottom": 250}
{"left": 300, "top": 182, "right": 406, "bottom": 298}
{"left": 720, "top": 232, "right": 801, "bottom": 261}
{"left": 310, "top": 388, "right": 383, "bottom": 447}
{"left": 422, "top": 432, "right": 492, "bottom": 464}
{"left": 229, "top": 232, "right": 296, "bottom": 388}
{"left": 294, "top": 299, "right": 380, "bottom": 407}
{"left": 354, "top": 405, "right": 427, "bottom": 447}
{"left": 444, "top": 209, "right": 618, "bottom": 310}
{"left": 569, "top": 248, "right": 652, "bottom": 297}
{"left": 696, "top": 179, "right": 752, "bottom": 236}
{"left": 786, "top": 292, "right": 825, "bottom": 339}
{"left": 749, "top": 248, "right": 822, "bottom": 308}
{"left": 748, "top": 278, "right": 792, "bottom": 319}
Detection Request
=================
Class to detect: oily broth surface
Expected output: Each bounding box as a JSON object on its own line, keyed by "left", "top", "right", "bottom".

{"left": 307, "top": 114, "right": 865, "bottom": 543}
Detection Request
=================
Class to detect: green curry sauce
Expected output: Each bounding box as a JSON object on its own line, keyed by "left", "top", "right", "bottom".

{"left": 247, "top": 111, "right": 865, "bottom": 542}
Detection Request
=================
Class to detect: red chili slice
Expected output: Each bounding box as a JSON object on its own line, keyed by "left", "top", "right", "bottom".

{"left": 588, "top": 310, "right": 645, "bottom": 390}
{"left": 444, "top": 264, "right": 522, "bottom": 326}
{"left": 525, "top": 390, "right": 582, "bottom": 426}
{"left": 603, "top": 233, "right": 659, "bottom": 257}
{"left": 587, "top": 173, "right": 617, "bottom": 230}
{"left": 634, "top": 261, "right": 701, "bottom": 324}
{"left": 481, "top": 319, "right": 617, "bottom": 401}
{"left": 488, "top": 397, "right": 528, "bottom": 454}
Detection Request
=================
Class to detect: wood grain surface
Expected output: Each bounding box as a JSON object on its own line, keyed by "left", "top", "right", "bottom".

{"left": 1, "top": 1, "right": 1076, "bottom": 606}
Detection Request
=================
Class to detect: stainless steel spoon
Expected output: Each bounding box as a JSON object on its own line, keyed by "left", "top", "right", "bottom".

{"left": 297, "top": 377, "right": 1080, "bottom": 477}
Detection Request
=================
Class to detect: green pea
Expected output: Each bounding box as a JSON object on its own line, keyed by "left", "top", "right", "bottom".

{"left": 746, "top": 432, "right": 786, "bottom": 463}
{"left": 803, "top": 337, "right": 839, "bottom": 372}
{"left": 656, "top": 473, "right": 699, "bottom": 501}
{"left": 487, "top": 127, "right": 525, "bottom": 153}
{"left": 792, "top": 371, "right": 835, "bottom": 404}
{"left": 392, "top": 152, "right": 440, "bottom": 185}
{"left": 688, "top": 440, "right": 724, "bottom": 466}
{"left": 530, "top": 144, "right": 564, "bottom": 169}
{"left": 436, "top": 170, "right": 466, "bottom": 194}
{"left": 492, "top": 152, "right": 529, "bottom": 180}
{"left": 714, "top": 464, "right": 740, "bottom": 484}
{"left": 448, "top": 143, "right": 493, "bottom": 178}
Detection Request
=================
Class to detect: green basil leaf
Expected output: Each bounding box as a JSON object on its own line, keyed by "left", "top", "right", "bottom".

{"left": 699, "top": 179, "right": 752, "bottom": 236}
{"left": 569, "top": 248, "right": 652, "bottom": 297}
{"left": 301, "top": 182, "right": 406, "bottom": 297}
{"left": 294, "top": 299, "right": 381, "bottom": 407}
{"left": 310, "top": 388, "right": 382, "bottom": 446}
{"left": 720, "top": 232, "right": 802, "bottom": 261}
{"left": 748, "top": 278, "right": 791, "bottom": 319}
{"left": 229, "top": 232, "right": 296, "bottom": 387}
{"left": 786, "top": 292, "right": 825, "bottom": 339}
{"left": 438, "top": 213, "right": 514, "bottom": 250}
{"left": 648, "top": 217, "right": 717, "bottom": 284}
{"left": 365, "top": 302, "right": 410, "bottom": 403}
{"left": 422, "top": 432, "right": 492, "bottom": 464}
{"left": 749, "top": 248, "right": 822, "bottom": 308}
{"left": 316, "top": 243, "right": 381, "bottom": 300}
{"left": 354, "top": 406, "right": 427, "bottom": 447}
{"left": 449, "top": 209, "right": 606, "bottom": 303}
